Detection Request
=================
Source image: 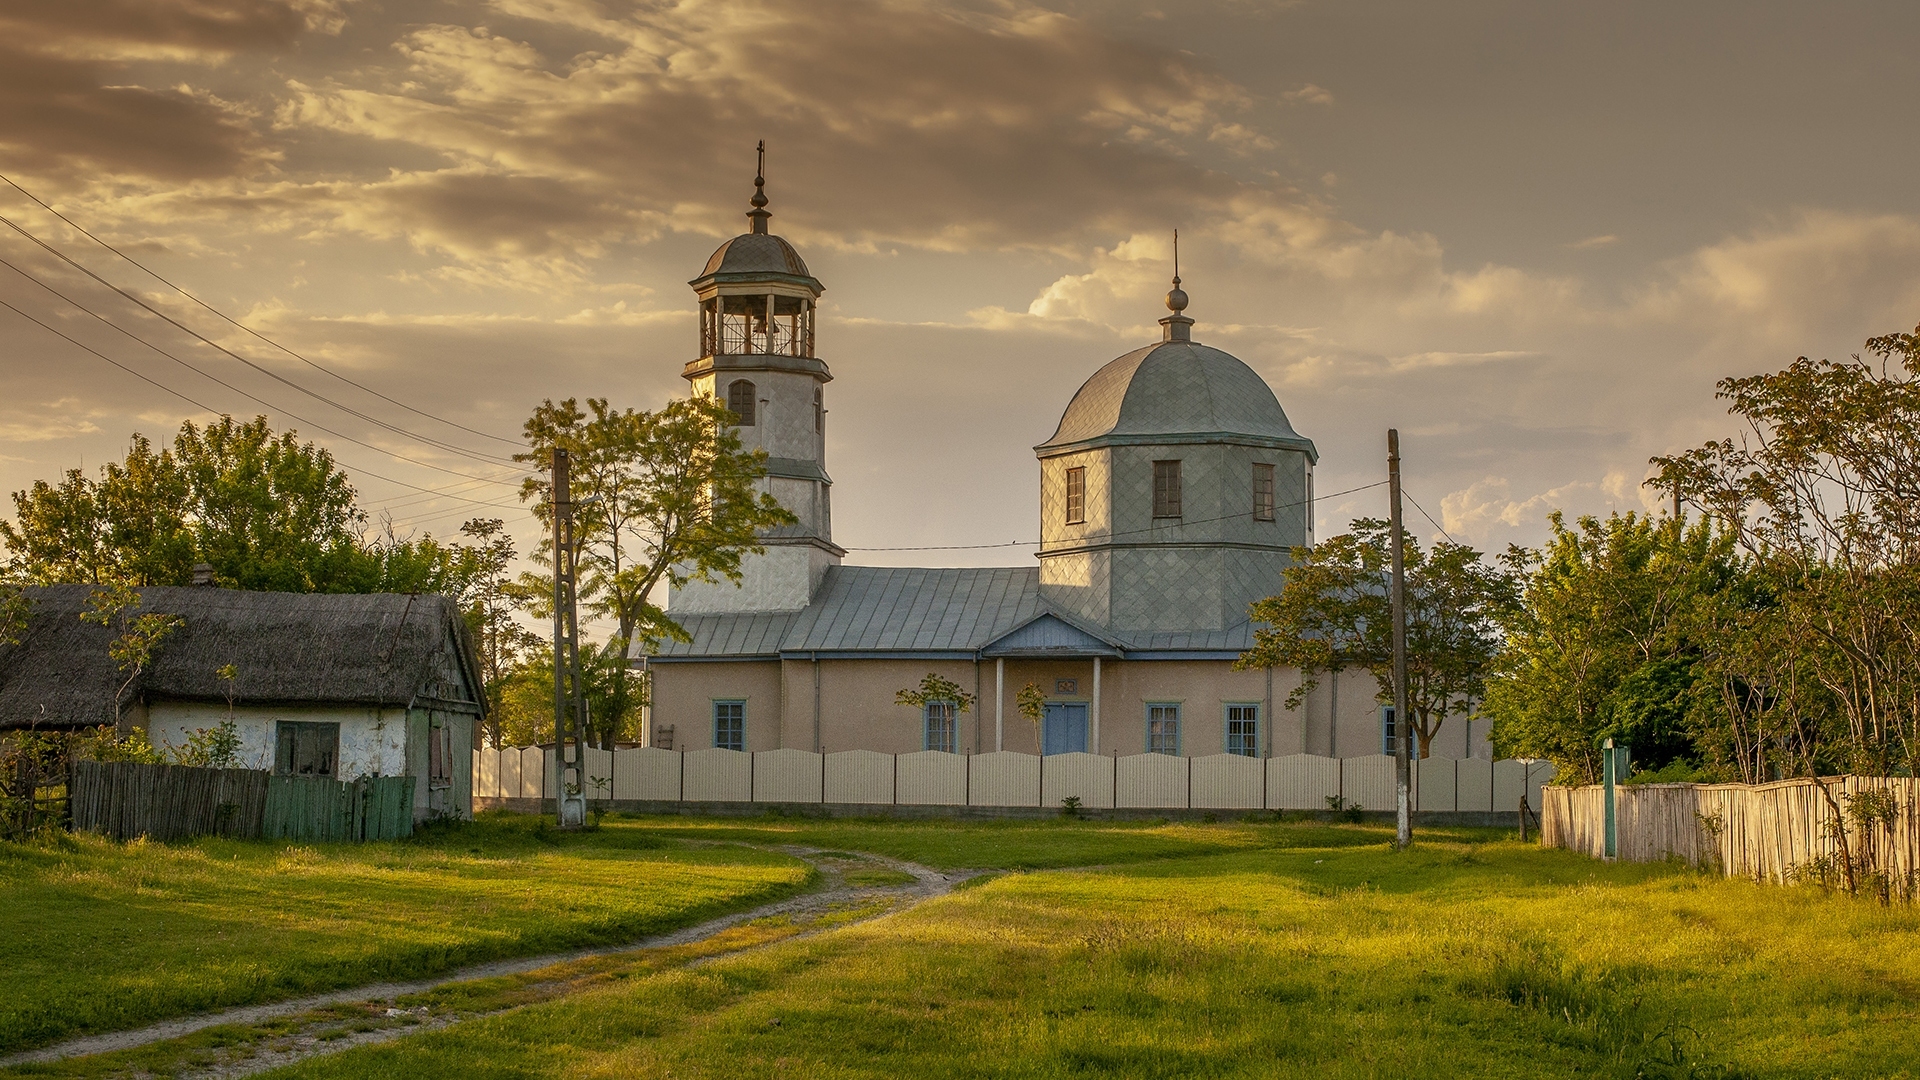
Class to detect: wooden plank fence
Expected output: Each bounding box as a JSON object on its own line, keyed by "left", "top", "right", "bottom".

{"left": 70, "top": 762, "right": 414, "bottom": 843}
{"left": 70, "top": 762, "right": 268, "bottom": 842}
{"left": 1540, "top": 776, "right": 1920, "bottom": 888}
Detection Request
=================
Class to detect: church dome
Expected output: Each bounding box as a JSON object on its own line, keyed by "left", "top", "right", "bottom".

{"left": 1037, "top": 339, "right": 1317, "bottom": 458}
{"left": 701, "top": 232, "right": 812, "bottom": 279}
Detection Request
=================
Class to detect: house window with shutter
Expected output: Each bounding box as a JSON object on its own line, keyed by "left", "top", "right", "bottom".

{"left": 1152, "top": 460, "right": 1182, "bottom": 519}
{"left": 1065, "top": 466, "right": 1086, "bottom": 524}
{"left": 1253, "top": 463, "right": 1275, "bottom": 521}
{"left": 727, "top": 380, "right": 756, "bottom": 426}
{"left": 275, "top": 721, "right": 339, "bottom": 777}
{"left": 428, "top": 718, "right": 452, "bottom": 788}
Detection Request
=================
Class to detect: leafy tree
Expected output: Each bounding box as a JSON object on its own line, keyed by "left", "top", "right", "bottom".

{"left": 458, "top": 518, "right": 542, "bottom": 747}
{"left": 80, "top": 582, "right": 183, "bottom": 726}
{"left": 2, "top": 415, "right": 488, "bottom": 599}
{"left": 514, "top": 396, "right": 794, "bottom": 748}
{"left": 1239, "top": 519, "right": 1517, "bottom": 758}
{"left": 489, "top": 641, "right": 643, "bottom": 747}
{"left": 1483, "top": 512, "right": 1737, "bottom": 783}
{"left": 1651, "top": 324, "right": 1920, "bottom": 777}
{"left": 895, "top": 673, "right": 976, "bottom": 713}
{"left": 1016, "top": 682, "right": 1048, "bottom": 727}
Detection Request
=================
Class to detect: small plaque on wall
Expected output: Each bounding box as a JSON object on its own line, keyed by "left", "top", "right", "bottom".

{"left": 1055, "top": 678, "right": 1078, "bottom": 695}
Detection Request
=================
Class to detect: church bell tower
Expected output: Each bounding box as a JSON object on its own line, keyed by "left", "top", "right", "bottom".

{"left": 669, "top": 145, "right": 842, "bottom": 614}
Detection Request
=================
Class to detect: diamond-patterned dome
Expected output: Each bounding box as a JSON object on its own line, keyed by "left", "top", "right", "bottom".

{"left": 1038, "top": 340, "right": 1314, "bottom": 456}
{"left": 701, "top": 232, "right": 812, "bottom": 278}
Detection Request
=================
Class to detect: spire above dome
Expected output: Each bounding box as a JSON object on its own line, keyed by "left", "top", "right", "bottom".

{"left": 1159, "top": 230, "right": 1194, "bottom": 342}
{"left": 747, "top": 139, "right": 771, "bottom": 235}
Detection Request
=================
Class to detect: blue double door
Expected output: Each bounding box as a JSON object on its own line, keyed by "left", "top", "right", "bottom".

{"left": 1042, "top": 702, "right": 1088, "bottom": 755}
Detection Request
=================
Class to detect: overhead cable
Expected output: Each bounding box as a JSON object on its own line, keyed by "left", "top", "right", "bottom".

{"left": 0, "top": 254, "right": 525, "bottom": 490}
{"left": 842, "top": 479, "right": 1389, "bottom": 552}
{"left": 0, "top": 211, "right": 521, "bottom": 469}
{"left": 0, "top": 293, "right": 530, "bottom": 513}
{"left": 0, "top": 172, "right": 524, "bottom": 449}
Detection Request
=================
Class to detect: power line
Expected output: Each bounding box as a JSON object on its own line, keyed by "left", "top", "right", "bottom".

{"left": 0, "top": 293, "right": 531, "bottom": 514}
{"left": 0, "top": 253, "right": 526, "bottom": 490}
{"left": 0, "top": 172, "right": 525, "bottom": 449}
{"left": 0, "top": 210, "right": 522, "bottom": 469}
{"left": 841, "top": 479, "right": 1389, "bottom": 552}
{"left": 1402, "top": 488, "right": 1457, "bottom": 545}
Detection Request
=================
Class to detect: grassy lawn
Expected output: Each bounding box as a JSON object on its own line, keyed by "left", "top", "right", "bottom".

{"left": 0, "top": 813, "right": 812, "bottom": 1056}
{"left": 623, "top": 810, "right": 1349, "bottom": 870}
{"left": 255, "top": 818, "right": 1920, "bottom": 1080}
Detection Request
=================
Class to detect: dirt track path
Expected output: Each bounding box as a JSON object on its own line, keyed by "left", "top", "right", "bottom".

{"left": 1, "top": 848, "right": 972, "bottom": 1078}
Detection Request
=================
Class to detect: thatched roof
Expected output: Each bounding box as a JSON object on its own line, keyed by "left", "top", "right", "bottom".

{"left": 0, "top": 585, "right": 486, "bottom": 730}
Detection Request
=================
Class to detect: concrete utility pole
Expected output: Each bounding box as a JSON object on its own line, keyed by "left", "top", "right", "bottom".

{"left": 1389, "top": 429, "right": 1411, "bottom": 850}
{"left": 551, "top": 448, "right": 587, "bottom": 828}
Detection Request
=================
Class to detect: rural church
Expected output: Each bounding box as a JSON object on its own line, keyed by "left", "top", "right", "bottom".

{"left": 644, "top": 171, "right": 1494, "bottom": 764}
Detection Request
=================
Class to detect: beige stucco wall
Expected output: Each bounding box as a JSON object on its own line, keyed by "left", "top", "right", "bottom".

{"left": 650, "top": 652, "right": 1491, "bottom": 760}
{"left": 649, "top": 660, "right": 785, "bottom": 751}
{"left": 146, "top": 702, "right": 410, "bottom": 777}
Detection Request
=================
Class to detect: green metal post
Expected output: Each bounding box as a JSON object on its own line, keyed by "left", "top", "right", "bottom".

{"left": 1602, "top": 737, "right": 1617, "bottom": 859}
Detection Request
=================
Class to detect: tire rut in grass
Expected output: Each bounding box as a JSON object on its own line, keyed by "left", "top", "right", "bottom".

{"left": 0, "top": 849, "right": 972, "bottom": 1080}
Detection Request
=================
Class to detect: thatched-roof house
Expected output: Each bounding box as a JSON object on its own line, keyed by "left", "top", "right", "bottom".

{"left": 0, "top": 584, "right": 485, "bottom": 821}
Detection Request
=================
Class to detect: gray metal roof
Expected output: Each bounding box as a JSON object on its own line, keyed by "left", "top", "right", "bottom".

{"left": 784, "top": 566, "right": 1041, "bottom": 654}
{"left": 1037, "top": 340, "right": 1317, "bottom": 461}
{"left": 655, "top": 611, "right": 798, "bottom": 659}
{"left": 649, "top": 566, "right": 1259, "bottom": 661}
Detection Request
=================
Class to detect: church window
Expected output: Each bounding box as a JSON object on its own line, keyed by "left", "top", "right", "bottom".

{"left": 1065, "top": 467, "right": 1086, "bottom": 524}
{"left": 1253, "top": 463, "right": 1275, "bottom": 521}
{"left": 714, "top": 700, "right": 746, "bottom": 751}
{"left": 1152, "top": 460, "right": 1182, "bottom": 519}
{"left": 727, "top": 380, "right": 756, "bottom": 426}
{"left": 1380, "top": 705, "right": 1397, "bottom": 756}
{"left": 1226, "top": 704, "right": 1260, "bottom": 757}
{"left": 814, "top": 387, "right": 824, "bottom": 434}
{"left": 1147, "top": 704, "right": 1181, "bottom": 755}
{"left": 923, "top": 700, "right": 958, "bottom": 754}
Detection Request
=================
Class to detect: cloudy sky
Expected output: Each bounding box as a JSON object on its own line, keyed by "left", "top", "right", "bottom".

{"left": 4, "top": 0, "right": 1919, "bottom": 593}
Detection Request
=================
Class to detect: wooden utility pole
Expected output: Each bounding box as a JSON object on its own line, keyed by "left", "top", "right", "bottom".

{"left": 1389, "top": 429, "right": 1411, "bottom": 850}
{"left": 551, "top": 448, "right": 587, "bottom": 828}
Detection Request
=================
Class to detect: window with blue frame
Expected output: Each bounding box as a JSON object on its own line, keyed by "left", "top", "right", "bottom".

{"left": 1225, "top": 704, "right": 1260, "bottom": 756}
{"left": 924, "top": 700, "right": 958, "bottom": 753}
{"left": 713, "top": 700, "right": 746, "bottom": 751}
{"left": 1380, "top": 705, "right": 1396, "bottom": 755}
{"left": 1146, "top": 703, "right": 1181, "bottom": 755}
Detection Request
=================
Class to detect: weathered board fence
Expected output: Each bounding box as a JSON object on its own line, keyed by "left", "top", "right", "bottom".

{"left": 474, "top": 746, "right": 1554, "bottom": 813}
{"left": 70, "top": 761, "right": 415, "bottom": 842}
{"left": 1540, "top": 776, "right": 1920, "bottom": 885}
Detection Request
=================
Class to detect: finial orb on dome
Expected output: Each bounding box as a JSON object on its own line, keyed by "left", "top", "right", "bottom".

{"left": 1166, "top": 278, "right": 1189, "bottom": 313}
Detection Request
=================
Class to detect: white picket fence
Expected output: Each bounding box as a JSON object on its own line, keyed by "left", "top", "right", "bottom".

{"left": 473, "top": 747, "right": 1553, "bottom": 813}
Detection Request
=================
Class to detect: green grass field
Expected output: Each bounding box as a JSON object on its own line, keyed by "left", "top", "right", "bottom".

{"left": 253, "top": 815, "right": 1920, "bottom": 1080}
{"left": 0, "top": 814, "right": 812, "bottom": 1055}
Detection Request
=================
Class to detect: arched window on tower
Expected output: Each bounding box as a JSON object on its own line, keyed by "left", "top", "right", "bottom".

{"left": 727, "top": 379, "right": 756, "bottom": 426}
{"left": 813, "top": 387, "right": 823, "bottom": 434}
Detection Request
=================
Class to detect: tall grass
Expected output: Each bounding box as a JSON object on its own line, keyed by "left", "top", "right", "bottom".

{"left": 0, "top": 813, "right": 810, "bottom": 1055}
{"left": 263, "top": 824, "right": 1920, "bottom": 1079}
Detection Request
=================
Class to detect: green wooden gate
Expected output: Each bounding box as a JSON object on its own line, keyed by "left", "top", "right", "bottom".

{"left": 264, "top": 775, "right": 415, "bottom": 841}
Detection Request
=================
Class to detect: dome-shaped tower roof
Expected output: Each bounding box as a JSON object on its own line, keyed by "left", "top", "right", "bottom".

{"left": 688, "top": 142, "right": 823, "bottom": 295}
{"left": 701, "top": 232, "right": 812, "bottom": 278}
{"left": 1036, "top": 283, "right": 1316, "bottom": 460}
